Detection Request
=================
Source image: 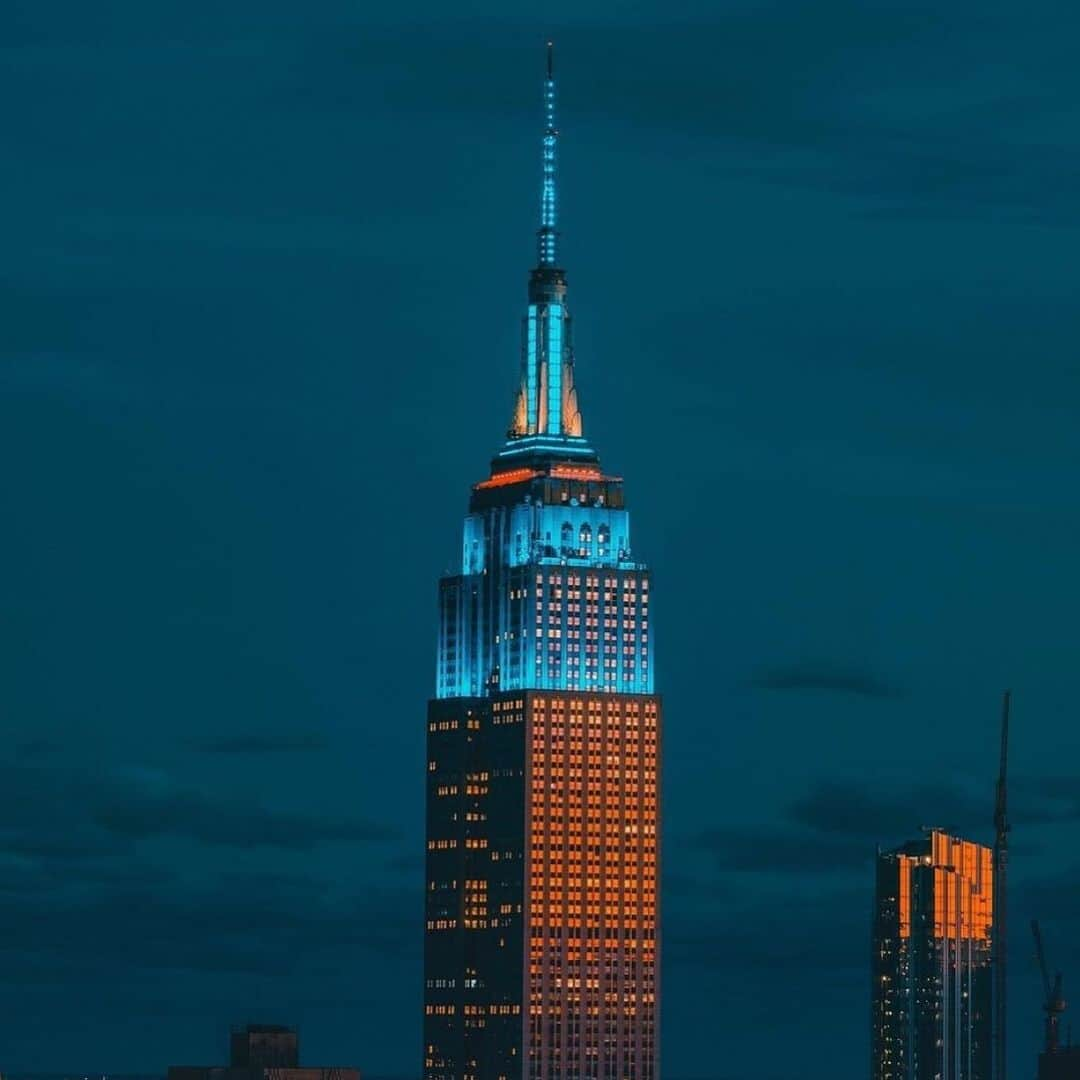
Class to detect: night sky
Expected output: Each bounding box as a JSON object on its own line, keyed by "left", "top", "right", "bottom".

{"left": 2, "top": 3, "right": 1079, "bottom": 1077}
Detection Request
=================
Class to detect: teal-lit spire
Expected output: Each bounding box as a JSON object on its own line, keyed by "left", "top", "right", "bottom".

{"left": 502, "top": 43, "right": 594, "bottom": 463}
{"left": 537, "top": 41, "right": 558, "bottom": 267}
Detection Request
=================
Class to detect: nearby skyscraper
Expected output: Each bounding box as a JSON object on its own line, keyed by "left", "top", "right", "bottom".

{"left": 423, "top": 45, "right": 660, "bottom": 1080}
{"left": 872, "top": 830, "right": 994, "bottom": 1080}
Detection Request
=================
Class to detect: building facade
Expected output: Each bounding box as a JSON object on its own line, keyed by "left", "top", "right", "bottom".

{"left": 872, "top": 830, "right": 994, "bottom": 1080}
{"left": 423, "top": 46, "right": 660, "bottom": 1080}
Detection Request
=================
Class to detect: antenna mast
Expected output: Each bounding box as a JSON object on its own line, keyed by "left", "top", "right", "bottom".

{"left": 993, "top": 690, "right": 1011, "bottom": 1080}
{"left": 537, "top": 41, "right": 558, "bottom": 267}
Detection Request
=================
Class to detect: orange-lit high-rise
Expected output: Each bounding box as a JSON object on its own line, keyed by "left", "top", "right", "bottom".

{"left": 872, "top": 830, "right": 994, "bottom": 1080}
{"left": 423, "top": 46, "right": 660, "bottom": 1080}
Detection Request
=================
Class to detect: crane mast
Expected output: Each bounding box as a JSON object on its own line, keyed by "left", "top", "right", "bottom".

{"left": 993, "top": 690, "right": 1011, "bottom": 1080}
{"left": 1032, "top": 919, "right": 1067, "bottom": 1056}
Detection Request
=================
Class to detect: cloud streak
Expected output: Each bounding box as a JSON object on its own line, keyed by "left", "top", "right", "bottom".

{"left": 0, "top": 871, "right": 416, "bottom": 982}
{"left": 790, "top": 776, "right": 1080, "bottom": 841}
{"left": 788, "top": 780, "right": 985, "bottom": 839}
{"left": 697, "top": 825, "right": 871, "bottom": 875}
{"left": 189, "top": 731, "right": 329, "bottom": 754}
{"left": 91, "top": 785, "right": 392, "bottom": 850}
{"left": 0, "top": 762, "right": 396, "bottom": 857}
{"left": 747, "top": 664, "right": 904, "bottom": 700}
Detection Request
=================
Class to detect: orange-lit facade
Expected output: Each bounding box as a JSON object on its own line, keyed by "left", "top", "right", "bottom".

{"left": 423, "top": 47, "right": 660, "bottom": 1080}
{"left": 526, "top": 694, "right": 659, "bottom": 1078}
{"left": 424, "top": 689, "right": 659, "bottom": 1080}
{"left": 872, "top": 830, "right": 994, "bottom": 1080}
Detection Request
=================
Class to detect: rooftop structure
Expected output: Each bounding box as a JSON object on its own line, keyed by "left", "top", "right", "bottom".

{"left": 166, "top": 1023, "right": 359, "bottom": 1080}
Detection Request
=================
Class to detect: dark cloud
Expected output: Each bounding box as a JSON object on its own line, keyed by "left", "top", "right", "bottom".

{"left": 0, "top": 855, "right": 171, "bottom": 898}
{"left": 0, "top": 762, "right": 395, "bottom": 857}
{"left": 1019, "top": 864, "right": 1080, "bottom": 925}
{"left": 697, "top": 825, "right": 871, "bottom": 874}
{"left": 696, "top": 771, "right": 1080, "bottom": 887}
{"left": 788, "top": 780, "right": 987, "bottom": 840}
{"left": 0, "top": 871, "right": 416, "bottom": 982}
{"left": 790, "top": 777, "right": 1080, "bottom": 842}
{"left": 0, "top": 764, "right": 136, "bottom": 864}
{"left": 12, "top": 737, "right": 60, "bottom": 758}
{"left": 0, "top": 852, "right": 418, "bottom": 1063}
{"left": 91, "top": 784, "right": 393, "bottom": 850}
{"left": 1, "top": 829, "right": 131, "bottom": 861}
{"left": 1014, "top": 775, "right": 1080, "bottom": 825}
{"left": 747, "top": 664, "right": 904, "bottom": 700}
{"left": 189, "top": 732, "right": 329, "bottom": 754}
{"left": 666, "top": 887, "right": 868, "bottom": 975}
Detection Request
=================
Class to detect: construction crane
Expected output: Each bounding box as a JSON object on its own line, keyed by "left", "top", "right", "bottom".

{"left": 993, "top": 690, "right": 1011, "bottom": 1080}
{"left": 1032, "top": 920, "right": 1067, "bottom": 1055}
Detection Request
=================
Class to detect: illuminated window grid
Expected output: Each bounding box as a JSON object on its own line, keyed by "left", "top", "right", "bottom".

{"left": 527, "top": 693, "right": 660, "bottom": 1080}
{"left": 532, "top": 570, "right": 650, "bottom": 695}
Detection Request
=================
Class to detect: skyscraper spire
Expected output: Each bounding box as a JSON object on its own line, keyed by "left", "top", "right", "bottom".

{"left": 538, "top": 40, "right": 558, "bottom": 267}
{"left": 504, "top": 42, "right": 591, "bottom": 459}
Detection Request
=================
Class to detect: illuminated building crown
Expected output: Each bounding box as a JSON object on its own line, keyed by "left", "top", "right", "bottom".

{"left": 435, "top": 44, "right": 652, "bottom": 701}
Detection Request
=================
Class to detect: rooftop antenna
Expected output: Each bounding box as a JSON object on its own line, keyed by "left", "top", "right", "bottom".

{"left": 993, "top": 690, "right": 1011, "bottom": 1080}
{"left": 537, "top": 41, "right": 558, "bottom": 267}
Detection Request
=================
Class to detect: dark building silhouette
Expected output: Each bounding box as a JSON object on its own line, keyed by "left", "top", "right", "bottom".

{"left": 230, "top": 1025, "right": 297, "bottom": 1067}
{"left": 423, "top": 46, "right": 660, "bottom": 1080}
{"left": 167, "top": 1023, "right": 359, "bottom": 1080}
{"left": 1039, "top": 1046, "right": 1080, "bottom": 1080}
{"left": 872, "top": 830, "right": 993, "bottom": 1080}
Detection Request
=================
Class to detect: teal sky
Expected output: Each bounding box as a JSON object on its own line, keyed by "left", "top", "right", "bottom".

{"left": 2, "top": 2, "right": 1079, "bottom": 1077}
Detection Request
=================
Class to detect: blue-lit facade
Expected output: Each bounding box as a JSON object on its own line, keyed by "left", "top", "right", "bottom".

{"left": 437, "top": 473, "right": 652, "bottom": 699}
{"left": 424, "top": 45, "right": 660, "bottom": 1080}
{"left": 435, "top": 46, "right": 652, "bottom": 704}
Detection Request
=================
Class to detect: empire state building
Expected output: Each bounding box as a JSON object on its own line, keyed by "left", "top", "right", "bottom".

{"left": 424, "top": 46, "right": 661, "bottom": 1080}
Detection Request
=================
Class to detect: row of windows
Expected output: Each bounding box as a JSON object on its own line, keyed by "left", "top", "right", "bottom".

{"left": 533, "top": 701, "right": 658, "bottom": 717}
{"left": 529, "top": 760, "right": 658, "bottom": 772}
{"left": 526, "top": 881, "right": 657, "bottom": 895}
{"left": 528, "top": 927, "right": 658, "bottom": 940}
{"left": 451, "top": 1003, "right": 521, "bottom": 1015}
{"left": 530, "top": 973, "right": 657, "bottom": 987}
{"left": 538, "top": 573, "right": 648, "bottom": 589}
{"left": 528, "top": 905, "right": 656, "bottom": 915}
{"left": 529, "top": 951, "right": 657, "bottom": 963}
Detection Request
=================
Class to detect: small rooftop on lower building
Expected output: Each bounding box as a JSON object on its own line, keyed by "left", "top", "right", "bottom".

{"left": 166, "top": 1021, "right": 359, "bottom": 1080}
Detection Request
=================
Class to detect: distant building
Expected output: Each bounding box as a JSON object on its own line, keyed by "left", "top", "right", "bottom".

{"left": 871, "top": 829, "right": 994, "bottom": 1080}
{"left": 1039, "top": 1046, "right": 1080, "bottom": 1080}
{"left": 167, "top": 1023, "right": 359, "bottom": 1080}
